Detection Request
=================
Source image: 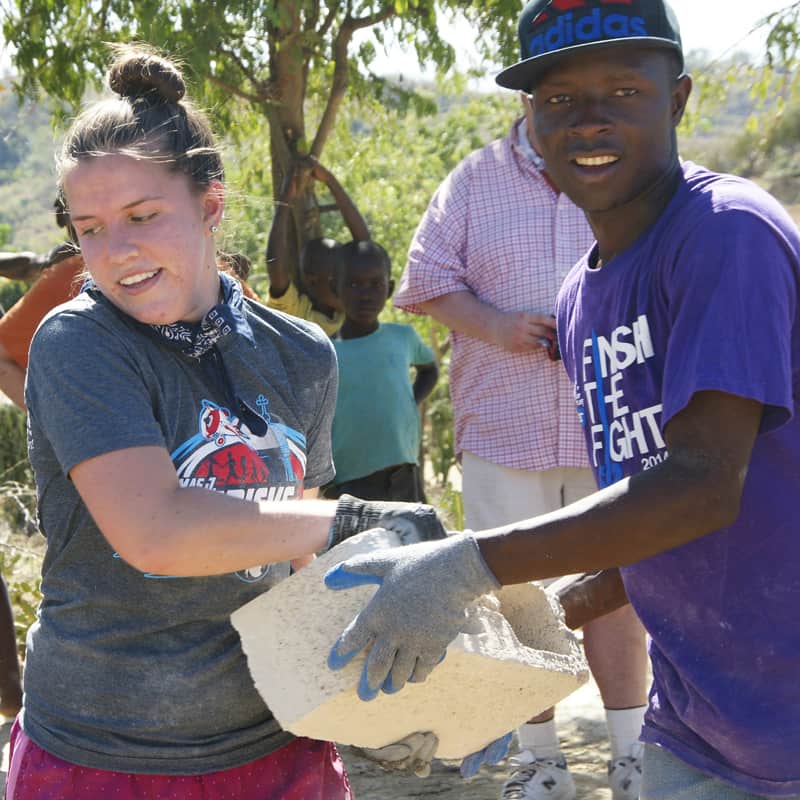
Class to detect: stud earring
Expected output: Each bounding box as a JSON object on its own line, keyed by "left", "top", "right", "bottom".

{"left": 210, "top": 224, "right": 218, "bottom": 234}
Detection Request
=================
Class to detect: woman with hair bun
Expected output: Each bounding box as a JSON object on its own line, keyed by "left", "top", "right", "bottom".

{"left": 6, "top": 44, "right": 448, "bottom": 798}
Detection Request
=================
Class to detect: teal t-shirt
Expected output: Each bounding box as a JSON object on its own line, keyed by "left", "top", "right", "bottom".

{"left": 332, "top": 322, "right": 435, "bottom": 482}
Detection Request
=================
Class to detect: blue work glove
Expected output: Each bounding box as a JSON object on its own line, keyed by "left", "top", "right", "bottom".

{"left": 327, "top": 494, "right": 448, "bottom": 551}
{"left": 325, "top": 532, "right": 500, "bottom": 701}
{"left": 356, "top": 730, "right": 512, "bottom": 780}
{"left": 459, "top": 732, "right": 513, "bottom": 778}
{"left": 355, "top": 731, "right": 439, "bottom": 778}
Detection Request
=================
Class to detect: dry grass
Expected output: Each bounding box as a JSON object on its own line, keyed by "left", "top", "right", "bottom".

{"left": 0, "top": 514, "right": 44, "bottom": 658}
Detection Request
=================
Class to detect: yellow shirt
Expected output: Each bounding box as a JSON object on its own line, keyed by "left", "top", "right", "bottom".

{"left": 267, "top": 281, "right": 344, "bottom": 336}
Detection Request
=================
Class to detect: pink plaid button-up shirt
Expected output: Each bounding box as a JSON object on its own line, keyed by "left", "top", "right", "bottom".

{"left": 395, "top": 119, "right": 594, "bottom": 471}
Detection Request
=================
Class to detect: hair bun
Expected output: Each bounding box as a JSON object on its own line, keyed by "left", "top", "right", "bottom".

{"left": 108, "top": 49, "right": 185, "bottom": 104}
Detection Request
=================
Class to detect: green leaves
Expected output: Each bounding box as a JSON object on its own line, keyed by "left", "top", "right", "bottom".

{"left": 4, "top": 1, "right": 519, "bottom": 121}
{"left": 764, "top": 3, "right": 800, "bottom": 69}
{"left": 2, "top": 0, "right": 514, "bottom": 502}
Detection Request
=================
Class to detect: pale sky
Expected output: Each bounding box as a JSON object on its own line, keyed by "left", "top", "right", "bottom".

{"left": 371, "top": 0, "right": 795, "bottom": 82}
{"left": 670, "top": 0, "right": 789, "bottom": 58}
{"left": 0, "top": 2, "right": 794, "bottom": 79}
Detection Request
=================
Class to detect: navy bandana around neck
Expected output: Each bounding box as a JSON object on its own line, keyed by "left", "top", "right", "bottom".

{"left": 83, "top": 271, "right": 255, "bottom": 357}
{"left": 150, "top": 272, "right": 254, "bottom": 357}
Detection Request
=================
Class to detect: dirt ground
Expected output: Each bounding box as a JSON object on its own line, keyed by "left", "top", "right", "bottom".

{"left": 341, "top": 676, "right": 617, "bottom": 799}
{"left": 0, "top": 677, "right": 617, "bottom": 799}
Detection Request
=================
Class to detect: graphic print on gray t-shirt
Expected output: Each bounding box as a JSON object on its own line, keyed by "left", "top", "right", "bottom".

{"left": 170, "top": 395, "right": 308, "bottom": 582}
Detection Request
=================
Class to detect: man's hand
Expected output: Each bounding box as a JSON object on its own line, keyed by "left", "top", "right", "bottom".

{"left": 419, "top": 294, "right": 558, "bottom": 355}
{"left": 39, "top": 241, "right": 78, "bottom": 269}
{"left": 294, "top": 156, "right": 371, "bottom": 241}
{"left": 325, "top": 533, "right": 500, "bottom": 700}
{"left": 355, "top": 731, "right": 439, "bottom": 778}
{"left": 292, "top": 154, "right": 331, "bottom": 186}
{"left": 278, "top": 165, "right": 304, "bottom": 203}
{"left": 0, "top": 252, "right": 43, "bottom": 282}
{"left": 490, "top": 311, "right": 557, "bottom": 353}
{"left": 355, "top": 729, "right": 512, "bottom": 780}
{"left": 328, "top": 495, "right": 448, "bottom": 551}
{"left": 460, "top": 732, "right": 513, "bottom": 778}
{"left": 305, "top": 155, "right": 332, "bottom": 185}
{"left": 547, "top": 569, "right": 630, "bottom": 630}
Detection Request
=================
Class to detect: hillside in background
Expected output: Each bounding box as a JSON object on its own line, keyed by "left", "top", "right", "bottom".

{"left": 2, "top": 61, "right": 800, "bottom": 258}
{"left": 0, "top": 87, "right": 67, "bottom": 253}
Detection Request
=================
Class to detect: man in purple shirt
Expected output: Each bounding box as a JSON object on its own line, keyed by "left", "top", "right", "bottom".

{"left": 325, "top": 1, "right": 800, "bottom": 797}
{"left": 394, "top": 92, "right": 647, "bottom": 800}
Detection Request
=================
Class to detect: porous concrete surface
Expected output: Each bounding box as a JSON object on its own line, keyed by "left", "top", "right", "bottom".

{"left": 232, "top": 529, "right": 589, "bottom": 759}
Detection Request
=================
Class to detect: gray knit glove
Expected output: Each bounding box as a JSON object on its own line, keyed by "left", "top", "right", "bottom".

{"left": 325, "top": 532, "right": 500, "bottom": 700}
{"left": 355, "top": 731, "right": 439, "bottom": 778}
{"left": 327, "top": 494, "right": 448, "bottom": 550}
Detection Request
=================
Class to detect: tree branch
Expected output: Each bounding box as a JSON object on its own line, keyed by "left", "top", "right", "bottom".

{"left": 318, "top": 3, "right": 338, "bottom": 38}
{"left": 348, "top": 6, "right": 396, "bottom": 32}
{"left": 309, "top": 23, "right": 351, "bottom": 158}
{"left": 309, "top": 7, "right": 396, "bottom": 158}
{"left": 96, "top": 0, "right": 111, "bottom": 34}
{"left": 206, "top": 74, "right": 269, "bottom": 106}
{"left": 306, "top": 0, "right": 321, "bottom": 32}
{"left": 214, "top": 44, "right": 274, "bottom": 103}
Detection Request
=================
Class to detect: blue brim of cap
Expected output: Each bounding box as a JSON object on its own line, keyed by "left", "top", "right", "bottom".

{"left": 495, "top": 37, "right": 682, "bottom": 91}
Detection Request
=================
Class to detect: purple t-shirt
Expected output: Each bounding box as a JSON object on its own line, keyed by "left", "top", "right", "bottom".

{"left": 557, "top": 163, "right": 800, "bottom": 797}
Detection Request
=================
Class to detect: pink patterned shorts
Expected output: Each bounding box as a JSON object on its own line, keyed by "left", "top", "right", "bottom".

{"left": 5, "top": 718, "right": 353, "bottom": 800}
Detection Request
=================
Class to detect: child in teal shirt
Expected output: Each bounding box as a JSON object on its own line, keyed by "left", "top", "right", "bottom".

{"left": 327, "top": 241, "right": 438, "bottom": 501}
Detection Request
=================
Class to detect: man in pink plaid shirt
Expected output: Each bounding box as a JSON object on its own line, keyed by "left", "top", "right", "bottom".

{"left": 394, "top": 96, "right": 648, "bottom": 800}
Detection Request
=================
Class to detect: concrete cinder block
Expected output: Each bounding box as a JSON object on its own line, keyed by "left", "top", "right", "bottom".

{"left": 231, "top": 529, "right": 589, "bottom": 759}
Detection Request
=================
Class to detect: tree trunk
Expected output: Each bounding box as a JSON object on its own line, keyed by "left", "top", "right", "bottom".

{"left": 268, "top": 25, "right": 320, "bottom": 285}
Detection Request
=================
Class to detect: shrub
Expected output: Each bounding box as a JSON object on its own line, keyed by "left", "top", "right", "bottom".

{"left": 0, "top": 404, "right": 41, "bottom": 656}
{"left": 0, "top": 279, "right": 30, "bottom": 315}
{"left": 0, "top": 540, "right": 42, "bottom": 660}
{"left": 0, "top": 404, "right": 36, "bottom": 533}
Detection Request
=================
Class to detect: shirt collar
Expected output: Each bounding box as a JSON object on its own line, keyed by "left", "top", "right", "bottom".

{"left": 514, "top": 117, "right": 546, "bottom": 171}
{"left": 510, "top": 117, "right": 560, "bottom": 195}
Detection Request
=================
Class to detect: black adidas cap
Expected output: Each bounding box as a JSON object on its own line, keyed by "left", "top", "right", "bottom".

{"left": 496, "top": 0, "right": 683, "bottom": 91}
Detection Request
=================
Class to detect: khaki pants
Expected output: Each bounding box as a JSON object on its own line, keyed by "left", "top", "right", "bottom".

{"left": 462, "top": 451, "right": 596, "bottom": 528}
{"left": 461, "top": 453, "right": 596, "bottom": 588}
{"left": 461, "top": 451, "right": 649, "bottom": 713}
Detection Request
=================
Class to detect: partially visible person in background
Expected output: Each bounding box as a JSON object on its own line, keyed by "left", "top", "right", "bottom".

{"left": 216, "top": 250, "right": 262, "bottom": 302}
{"left": 325, "top": 240, "right": 438, "bottom": 502}
{"left": 0, "top": 243, "right": 73, "bottom": 285}
{"left": 266, "top": 158, "right": 370, "bottom": 336}
{"left": 0, "top": 198, "right": 83, "bottom": 410}
{"left": 0, "top": 251, "right": 53, "bottom": 285}
{"left": 0, "top": 577, "right": 22, "bottom": 719}
{"left": 0, "top": 194, "right": 78, "bottom": 285}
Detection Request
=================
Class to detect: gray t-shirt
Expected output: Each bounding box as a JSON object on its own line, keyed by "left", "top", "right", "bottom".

{"left": 23, "top": 291, "right": 337, "bottom": 774}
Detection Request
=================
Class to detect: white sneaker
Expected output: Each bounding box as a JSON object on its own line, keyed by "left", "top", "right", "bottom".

{"left": 608, "top": 742, "right": 644, "bottom": 800}
{"left": 500, "top": 751, "right": 577, "bottom": 800}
